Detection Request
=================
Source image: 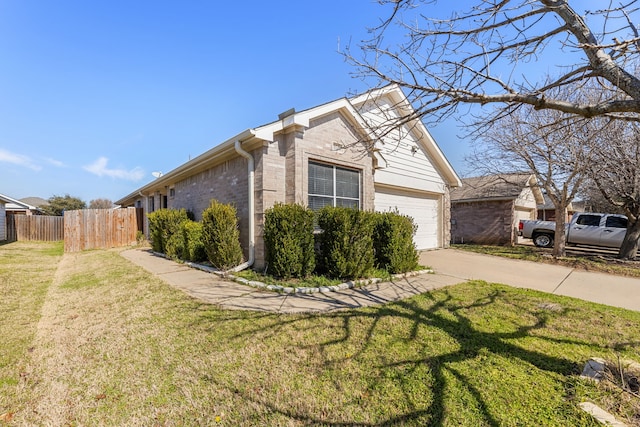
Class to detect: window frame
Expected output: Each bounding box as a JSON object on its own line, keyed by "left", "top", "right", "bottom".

{"left": 308, "top": 161, "right": 361, "bottom": 211}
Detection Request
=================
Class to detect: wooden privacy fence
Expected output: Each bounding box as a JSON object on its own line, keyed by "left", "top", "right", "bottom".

{"left": 6, "top": 214, "right": 64, "bottom": 241}
{"left": 64, "top": 208, "right": 141, "bottom": 252}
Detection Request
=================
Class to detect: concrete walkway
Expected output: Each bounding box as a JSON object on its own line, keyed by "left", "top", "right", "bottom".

{"left": 120, "top": 248, "right": 640, "bottom": 313}
{"left": 120, "top": 249, "right": 461, "bottom": 313}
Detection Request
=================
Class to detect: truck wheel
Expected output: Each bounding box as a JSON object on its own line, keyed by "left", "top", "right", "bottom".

{"left": 533, "top": 233, "right": 553, "bottom": 248}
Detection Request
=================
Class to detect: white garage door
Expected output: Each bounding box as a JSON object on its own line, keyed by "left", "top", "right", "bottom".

{"left": 374, "top": 187, "right": 440, "bottom": 250}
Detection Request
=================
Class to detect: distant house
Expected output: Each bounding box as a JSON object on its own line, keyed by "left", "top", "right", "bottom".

{"left": 117, "top": 85, "right": 462, "bottom": 270}
{"left": 3, "top": 195, "right": 43, "bottom": 216}
{"left": 0, "top": 194, "right": 10, "bottom": 241}
{"left": 537, "top": 194, "right": 583, "bottom": 222}
{"left": 450, "top": 174, "right": 544, "bottom": 245}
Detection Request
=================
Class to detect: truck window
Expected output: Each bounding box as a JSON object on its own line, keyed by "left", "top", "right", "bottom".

{"left": 576, "top": 214, "right": 601, "bottom": 226}
{"left": 605, "top": 216, "right": 627, "bottom": 228}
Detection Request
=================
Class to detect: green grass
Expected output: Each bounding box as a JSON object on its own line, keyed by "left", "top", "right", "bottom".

{"left": 1, "top": 242, "right": 639, "bottom": 425}
{"left": 454, "top": 243, "right": 640, "bottom": 278}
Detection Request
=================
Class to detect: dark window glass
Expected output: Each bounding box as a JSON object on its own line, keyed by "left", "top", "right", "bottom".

{"left": 576, "top": 214, "right": 602, "bottom": 226}
{"left": 605, "top": 216, "right": 627, "bottom": 228}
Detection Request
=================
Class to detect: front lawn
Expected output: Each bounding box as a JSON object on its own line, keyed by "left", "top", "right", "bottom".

{"left": 1, "top": 242, "right": 639, "bottom": 425}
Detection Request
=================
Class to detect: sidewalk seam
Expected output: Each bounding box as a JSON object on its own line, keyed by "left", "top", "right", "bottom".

{"left": 551, "top": 268, "right": 575, "bottom": 294}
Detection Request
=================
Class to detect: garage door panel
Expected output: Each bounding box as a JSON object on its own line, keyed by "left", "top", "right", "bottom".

{"left": 375, "top": 188, "right": 440, "bottom": 250}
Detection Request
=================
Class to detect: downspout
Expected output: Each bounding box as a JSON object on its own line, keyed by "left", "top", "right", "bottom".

{"left": 230, "top": 140, "right": 255, "bottom": 272}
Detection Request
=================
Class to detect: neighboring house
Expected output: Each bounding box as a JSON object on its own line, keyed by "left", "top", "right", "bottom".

{"left": 117, "top": 85, "right": 462, "bottom": 270}
{"left": 3, "top": 195, "right": 43, "bottom": 216}
{"left": 450, "top": 174, "right": 544, "bottom": 245}
{"left": 0, "top": 194, "right": 10, "bottom": 241}
{"left": 537, "top": 194, "right": 582, "bottom": 222}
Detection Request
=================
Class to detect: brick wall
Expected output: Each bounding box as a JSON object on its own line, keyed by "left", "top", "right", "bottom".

{"left": 450, "top": 199, "right": 516, "bottom": 245}
{"left": 171, "top": 157, "right": 251, "bottom": 258}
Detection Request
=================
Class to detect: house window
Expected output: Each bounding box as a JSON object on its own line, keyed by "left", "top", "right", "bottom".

{"left": 308, "top": 161, "right": 360, "bottom": 211}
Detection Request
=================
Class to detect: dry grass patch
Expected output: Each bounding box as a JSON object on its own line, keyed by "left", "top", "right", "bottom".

{"left": 0, "top": 241, "right": 62, "bottom": 418}
{"left": 2, "top": 242, "right": 640, "bottom": 425}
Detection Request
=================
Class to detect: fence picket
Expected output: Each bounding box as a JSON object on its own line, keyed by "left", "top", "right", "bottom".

{"left": 63, "top": 208, "right": 140, "bottom": 252}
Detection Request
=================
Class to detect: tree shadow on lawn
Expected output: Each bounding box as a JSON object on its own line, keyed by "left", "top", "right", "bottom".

{"left": 211, "top": 282, "right": 631, "bottom": 426}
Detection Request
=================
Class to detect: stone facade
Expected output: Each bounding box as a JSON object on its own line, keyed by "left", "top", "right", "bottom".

{"left": 251, "top": 111, "right": 375, "bottom": 269}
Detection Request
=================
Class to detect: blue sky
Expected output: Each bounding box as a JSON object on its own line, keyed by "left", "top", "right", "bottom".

{"left": 0, "top": 1, "right": 602, "bottom": 203}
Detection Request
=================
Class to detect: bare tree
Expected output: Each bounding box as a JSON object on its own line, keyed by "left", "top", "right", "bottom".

{"left": 89, "top": 198, "right": 114, "bottom": 209}
{"left": 347, "top": 0, "right": 640, "bottom": 129}
{"left": 470, "top": 102, "right": 601, "bottom": 257}
{"left": 590, "top": 121, "right": 640, "bottom": 259}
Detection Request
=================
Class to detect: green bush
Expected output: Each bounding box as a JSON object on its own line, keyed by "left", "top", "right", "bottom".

{"left": 264, "top": 203, "right": 315, "bottom": 279}
{"left": 165, "top": 220, "right": 207, "bottom": 263}
{"left": 201, "top": 199, "right": 243, "bottom": 270}
{"left": 373, "top": 211, "right": 419, "bottom": 273}
{"left": 147, "top": 208, "right": 189, "bottom": 254}
{"left": 317, "top": 206, "right": 375, "bottom": 280}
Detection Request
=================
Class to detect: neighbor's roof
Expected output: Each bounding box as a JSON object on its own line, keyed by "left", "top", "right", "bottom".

{"left": 451, "top": 173, "right": 544, "bottom": 204}
{"left": 20, "top": 196, "right": 49, "bottom": 207}
{"left": 116, "top": 84, "right": 461, "bottom": 206}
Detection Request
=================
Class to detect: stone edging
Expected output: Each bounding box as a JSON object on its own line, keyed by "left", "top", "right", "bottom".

{"left": 153, "top": 251, "right": 433, "bottom": 294}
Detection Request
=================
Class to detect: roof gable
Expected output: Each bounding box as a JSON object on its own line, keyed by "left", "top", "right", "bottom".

{"left": 451, "top": 174, "right": 544, "bottom": 203}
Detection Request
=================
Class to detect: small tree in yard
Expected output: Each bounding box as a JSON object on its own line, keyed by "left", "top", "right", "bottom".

{"left": 263, "top": 203, "right": 315, "bottom": 279}
{"left": 201, "top": 200, "right": 243, "bottom": 271}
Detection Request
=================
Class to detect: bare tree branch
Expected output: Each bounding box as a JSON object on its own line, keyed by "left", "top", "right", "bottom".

{"left": 346, "top": 0, "right": 640, "bottom": 123}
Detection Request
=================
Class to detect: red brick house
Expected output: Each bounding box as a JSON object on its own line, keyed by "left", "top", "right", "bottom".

{"left": 117, "top": 85, "right": 462, "bottom": 269}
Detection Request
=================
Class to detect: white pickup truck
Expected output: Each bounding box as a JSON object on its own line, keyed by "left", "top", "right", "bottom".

{"left": 518, "top": 213, "right": 628, "bottom": 248}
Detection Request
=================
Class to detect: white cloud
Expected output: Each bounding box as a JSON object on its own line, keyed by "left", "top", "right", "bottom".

{"left": 44, "top": 157, "right": 66, "bottom": 167}
{"left": 83, "top": 157, "right": 145, "bottom": 181}
{"left": 0, "top": 148, "right": 41, "bottom": 171}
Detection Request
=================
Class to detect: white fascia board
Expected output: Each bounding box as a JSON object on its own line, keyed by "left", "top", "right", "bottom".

{"left": 0, "top": 193, "right": 30, "bottom": 208}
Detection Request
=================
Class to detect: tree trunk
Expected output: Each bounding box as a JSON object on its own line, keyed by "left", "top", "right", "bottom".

{"left": 618, "top": 217, "right": 640, "bottom": 260}
{"left": 553, "top": 207, "right": 567, "bottom": 258}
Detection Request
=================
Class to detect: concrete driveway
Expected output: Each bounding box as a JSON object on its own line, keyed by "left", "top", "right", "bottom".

{"left": 420, "top": 248, "right": 640, "bottom": 312}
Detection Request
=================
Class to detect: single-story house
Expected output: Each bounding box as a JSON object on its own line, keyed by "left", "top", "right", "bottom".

{"left": 117, "top": 85, "right": 462, "bottom": 270}
{"left": 4, "top": 196, "right": 43, "bottom": 216}
{"left": 450, "top": 173, "right": 544, "bottom": 245}
{"left": 0, "top": 194, "right": 11, "bottom": 241}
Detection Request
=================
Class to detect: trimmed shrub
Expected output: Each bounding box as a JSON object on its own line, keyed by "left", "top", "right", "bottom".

{"left": 165, "top": 220, "right": 207, "bottom": 263}
{"left": 182, "top": 220, "right": 207, "bottom": 262}
{"left": 317, "top": 206, "right": 375, "bottom": 280}
{"left": 264, "top": 203, "right": 315, "bottom": 279}
{"left": 373, "top": 211, "right": 419, "bottom": 273}
{"left": 147, "top": 208, "right": 189, "bottom": 254}
{"left": 201, "top": 199, "right": 243, "bottom": 270}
